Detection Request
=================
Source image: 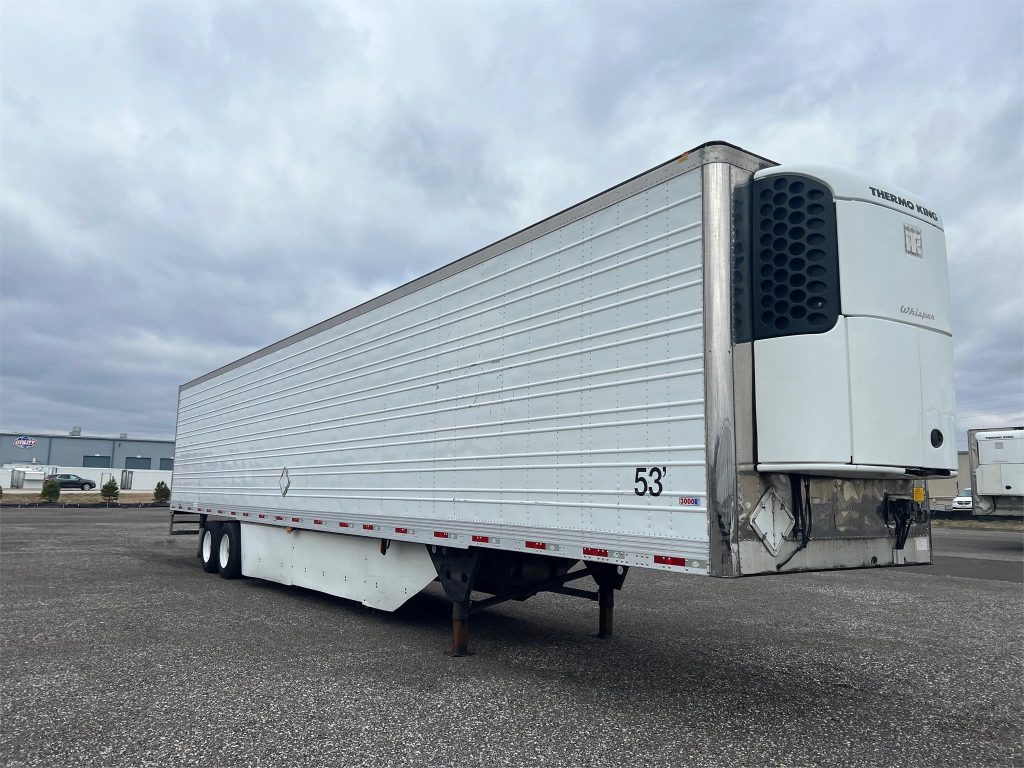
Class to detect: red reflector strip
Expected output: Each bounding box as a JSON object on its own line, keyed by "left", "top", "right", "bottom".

{"left": 338, "top": 522, "right": 349, "bottom": 528}
{"left": 433, "top": 531, "right": 449, "bottom": 539}
{"left": 230, "top": 511, "right": 236, "bottom": 516}
{"left": 472, "top": 535, "right": 489, "bottom": 543}
{"left": 525, "top": 541, "right": 546, "bottom": 550}
{"left": 395, "top": 527, "right": 409, "bottom": 534}
{"left": 274, "top": 515, "right": 284, "bottom": 521}
{"left": 242, "top": 513, "right": 250, "bottom": 517}
{"left": 363, "top": 524, "right": 374, "bottom": 530}
{"left": 654, "top": 555, "right": 686, "bottom": 567}
{"left": 313, "top": 519, "right": 324, "bottom": 525}
{"left": 583, "top": 547, "right": 609, "bottom": 558}
{"left": 291, "top": 517, "right": 301, "bottom": 523}
{"left": 258, "top": 514, "right": 266, "bottom": 519}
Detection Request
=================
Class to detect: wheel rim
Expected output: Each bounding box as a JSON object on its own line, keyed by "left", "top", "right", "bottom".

{"left": 219, "top": 532, "right": 230, "bottom": 569}
{"left": 202, "top": 530, "right": 213, "bottom": 562}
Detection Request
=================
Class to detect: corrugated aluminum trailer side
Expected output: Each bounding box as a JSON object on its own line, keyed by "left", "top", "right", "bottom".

{"left": 171, "top": 141, "right": 956, "bottom": 653}
{"left": 173, "top": 145, "right": 752, "bottom": 571}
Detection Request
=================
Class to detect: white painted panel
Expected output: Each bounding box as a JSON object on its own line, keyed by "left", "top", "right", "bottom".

{"left": 173, "top": 168, "right": 709, "bottom": 563}
{"left": 241, "top": 523, "right": 436, "bottom": 611}
{"left": 288, "top": 530, "right": 437, "bottom": 611}
{"left": 997, "top": 464, "right": 1023, "bottom": 496}
{"left": 847, "top": 317, "right": 956, "bottom": 471}
{"left": 847, "top": 317, "right": 923, "bottom": 468}
{"left": 241, "top": 523, "right": 291, "bottom": 583}
{"left": 978, "top": 432, "right": 1024, "bottom": 464}
{"left": 976, "top": 464, "right": 1004, "bottom": 496}
{"left": 836, "top": 200, "right": 951, "bottom": 334}
{"left": 977, "top": 459, "right": 1023, "bottom": 497}
{"left": 917, "top": 329, "right": 957, "bottom": 470}
{"left": 754, "top": 319, "right": 852, "bottom": 464}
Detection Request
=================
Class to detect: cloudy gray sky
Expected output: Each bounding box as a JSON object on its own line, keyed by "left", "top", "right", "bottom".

{"left": 2, "top": 1, "right": 1022, "bottom": 448}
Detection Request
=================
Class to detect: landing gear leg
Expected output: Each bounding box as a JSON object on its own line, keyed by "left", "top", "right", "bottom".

{"left": 451, "top": 600, "right": 471, "bottom": 657}
{"left": 586, "top": 563, "right": 628, "bottom": 639}
{"left": 428, "top": 546, "right": 481, "bottom": 657}
{"left": 598, "top": 581, "right": 614, "bottom": 638}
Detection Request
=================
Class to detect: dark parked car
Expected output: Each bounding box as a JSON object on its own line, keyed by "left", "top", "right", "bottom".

{"left": 45, "top": 473, "right": 96, "bottom": 491}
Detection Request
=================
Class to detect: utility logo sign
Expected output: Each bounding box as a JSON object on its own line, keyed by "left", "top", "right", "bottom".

{"left": 904, "top": 223, "right": 924, "bottom": 258}
{"left": 13, "top": 436, "right": 37, "bottom": 448}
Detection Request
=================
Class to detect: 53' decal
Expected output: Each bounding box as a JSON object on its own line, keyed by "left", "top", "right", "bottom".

{"left": 634, "top": 466, "right": 667, "bottom": 497}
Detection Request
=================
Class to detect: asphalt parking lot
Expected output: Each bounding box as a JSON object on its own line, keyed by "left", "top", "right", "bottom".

{"left": 2, "top": 508, "right": 1021, "bottom": 768}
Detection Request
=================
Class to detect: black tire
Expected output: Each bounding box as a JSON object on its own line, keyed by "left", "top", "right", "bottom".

{"left": 217, "top": 522, "right": 242, "bottom": 580}
{"left": 200, "top": 523, "right": 221, "bottom": 573}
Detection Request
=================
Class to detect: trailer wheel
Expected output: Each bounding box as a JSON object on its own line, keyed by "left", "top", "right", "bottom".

{"left": 217, "top": 522, "right": 242, "bottom": 580}
{"left": 200, "top": 523, "right": 221, "bottom": 573}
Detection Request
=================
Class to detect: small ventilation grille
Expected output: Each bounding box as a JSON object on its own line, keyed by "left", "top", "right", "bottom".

{"left": 751, "top": 174, "right": 840, "bottom": 339}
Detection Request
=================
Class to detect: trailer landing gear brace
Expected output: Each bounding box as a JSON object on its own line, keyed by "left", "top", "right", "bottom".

{"left": 429, "top": 546, "right": 629, "bottom": 656}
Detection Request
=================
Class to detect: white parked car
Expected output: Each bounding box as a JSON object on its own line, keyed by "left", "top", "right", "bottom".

{"left": 951, "top": 488, "right": 973, "bottom": 512}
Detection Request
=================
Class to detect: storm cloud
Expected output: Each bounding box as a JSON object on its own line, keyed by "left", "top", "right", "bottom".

{"left": 2, "top": 1, "right": 1021, "bottom": 447}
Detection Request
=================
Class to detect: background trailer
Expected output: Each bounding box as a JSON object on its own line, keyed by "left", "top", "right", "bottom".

{"left": 969, "top": 427, "right": 1023, "bottom": 516}
{"left": 171, "top": 142, "right": 955, "bottom": 653}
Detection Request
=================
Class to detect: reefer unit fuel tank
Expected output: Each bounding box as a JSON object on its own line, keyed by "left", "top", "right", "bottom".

{"left": 747, "top": 165, "right": 957, "bottom": 477}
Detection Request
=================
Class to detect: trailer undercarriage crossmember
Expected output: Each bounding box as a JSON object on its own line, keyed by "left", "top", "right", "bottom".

{"left": 428, "top": 546, "right": 629, "bottom": 656}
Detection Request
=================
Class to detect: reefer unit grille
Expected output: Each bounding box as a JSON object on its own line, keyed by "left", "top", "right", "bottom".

{"left": 750, "top": 174, "right": 840, "bottom": 339}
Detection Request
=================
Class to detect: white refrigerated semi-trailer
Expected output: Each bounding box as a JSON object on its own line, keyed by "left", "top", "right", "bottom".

{"left": 968, "top": 428, "right": 1023, "bottom": 516}
{"left": 171, "top": 142, "right": 956, "bottom": 652}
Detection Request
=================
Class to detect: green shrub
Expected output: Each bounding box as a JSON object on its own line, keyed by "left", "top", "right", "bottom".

{"left": 41, "top": 478, "right": 61, "bottom": 503}
{"left": 153, "top": 481, "right": 171, "bottom": 503}
{"left": 100, "top": 477, "right": 120, "bottom": 503}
